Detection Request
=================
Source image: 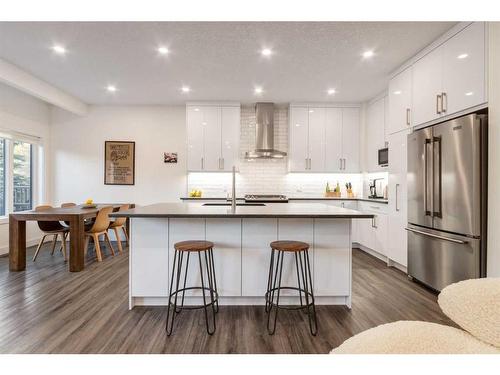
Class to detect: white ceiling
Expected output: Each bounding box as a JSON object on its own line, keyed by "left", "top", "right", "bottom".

{"left": 0, "top": 22, "right": 455, "bottom": 105}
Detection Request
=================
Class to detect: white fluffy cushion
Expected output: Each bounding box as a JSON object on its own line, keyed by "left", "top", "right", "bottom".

{"left": 438, "top": 278, "right": 500, "bottom": 348}
{"left": 330, "top": 321, "right": 499, "bottom": 354}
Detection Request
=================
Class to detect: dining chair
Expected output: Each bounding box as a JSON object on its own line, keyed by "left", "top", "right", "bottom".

{"left": 108, "top": 204, "right": 130, "bottom": 254}
{"left": 84, "top": 206, "right": 115, "bottom": 262}
{"left": 32, "top": 205, "right": 69, "bottom": 262}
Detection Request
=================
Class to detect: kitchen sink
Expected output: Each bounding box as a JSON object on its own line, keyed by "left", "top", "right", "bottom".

{"left": 202, "top": 203, "right": 266, "bottom": 207}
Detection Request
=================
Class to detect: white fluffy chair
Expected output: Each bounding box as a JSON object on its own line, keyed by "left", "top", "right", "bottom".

{"left": 331, "top": 278, "right": 500, "bottom": 354}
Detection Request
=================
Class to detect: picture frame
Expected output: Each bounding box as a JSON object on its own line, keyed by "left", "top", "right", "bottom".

{"left": 104, "top": 141, "right": 135, "bottom": 185}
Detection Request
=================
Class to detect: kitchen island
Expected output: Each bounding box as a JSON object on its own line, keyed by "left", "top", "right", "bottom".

{"left": 111, "top": 203, "right": 374, "bottom": 309}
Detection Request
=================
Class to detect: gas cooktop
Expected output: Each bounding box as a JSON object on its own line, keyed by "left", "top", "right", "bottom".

{"left": 244, "top": 194, "right": 289, "bottom": 203}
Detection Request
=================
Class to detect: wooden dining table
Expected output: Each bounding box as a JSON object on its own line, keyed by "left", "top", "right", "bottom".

{"left": 9, "top": 203, "right": 134, "bottom": 272}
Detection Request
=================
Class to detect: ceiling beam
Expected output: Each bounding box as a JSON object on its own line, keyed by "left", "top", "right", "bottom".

{"left": 0, "top": 58, "right": 88, "bottom": 115}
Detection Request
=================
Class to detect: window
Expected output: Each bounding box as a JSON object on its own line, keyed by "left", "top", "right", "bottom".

{"left": 0, "top": 134, "right": 40, "bottom": 218}
{"left": 0, "top": 138, "right": 5, "bottom": 216}
{"left": 13, "top": 141, "right": 32, "bottom": 212}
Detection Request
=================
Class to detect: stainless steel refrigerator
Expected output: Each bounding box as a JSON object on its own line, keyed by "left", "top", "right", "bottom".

{"left": 407, "top": 113, "right": 487, "bottom": 291}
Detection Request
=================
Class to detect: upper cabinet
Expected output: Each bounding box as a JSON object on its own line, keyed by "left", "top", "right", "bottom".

{"left": 412, "top": 22, "right": 486, "bottom": 126}
{"left": 388, "top": 67, "right": 412, "bottom": 134}
{"left": 186, "top": 104, "right": 240, "bottom": 172}
{"left": 289, "top": 105, "right": 360, "bottom": 173}
{"left": 365, "top": 96, "right": 387, "bottom": 172}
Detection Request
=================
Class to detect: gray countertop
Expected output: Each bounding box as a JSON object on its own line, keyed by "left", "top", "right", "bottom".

{"left": 110, "top": 202, "right": 375, "bottom": 219}
{"left": 179, "top": 197, "right": 389, "bottom": 204}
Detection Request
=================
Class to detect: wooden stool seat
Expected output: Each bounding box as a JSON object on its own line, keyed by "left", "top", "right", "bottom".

{"left": 270, "top": 240, "right": 309, "bottom": 252}
{"left": 174, "top": 240, "right": 214, "bottom": 252}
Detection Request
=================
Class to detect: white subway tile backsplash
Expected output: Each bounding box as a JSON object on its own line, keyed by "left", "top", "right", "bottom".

{"left": 188, "top": 105, "right": 363, "bottom": 198}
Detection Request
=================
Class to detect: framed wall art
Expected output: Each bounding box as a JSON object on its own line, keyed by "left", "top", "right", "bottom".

{"left": 104, "top": 141, "right": 135, "bottom": 185}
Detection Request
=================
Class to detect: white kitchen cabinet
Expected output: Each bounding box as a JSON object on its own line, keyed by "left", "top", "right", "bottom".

{"left": 365, "top": 97, "right": 387, "bottom": 172}
{"left": 308, "top": 108, "right": 327, "bottom": 172}
{"left": 202, "top": 106, "right": 222, "bottom": 171}
{"left": 442, "top": 22, "right": 486, "bottom": 115}
{"left": 387, "top": 129, "right": 409, "bottom": 267}
{"left": 289, "top": 105, "right": 360, "bottom": 173}
{"left": 289, "top": 106, "right": 310, "bottom": 171}
{"left": 220, "top": 106, "right": 241, "bottom": 171}
{"left": 412, "top": 22, "right": 486, "bottom": 126}
{"left": 388, "top": 67, "right": 412, "bottom": 134}
{"left": 186, "top": 104, "right": 240, "bottom": 172}
{"left": 356, "top": 201, "right": 388, "bottom": 257}
{"left": 324, "top": 108, "right": 343, "bottom": 172}
{"left": 341, "top": 108, "right": 360, "bottom": 172}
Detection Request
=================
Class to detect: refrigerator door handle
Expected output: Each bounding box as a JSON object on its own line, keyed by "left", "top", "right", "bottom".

{"left": 405, "top": 227, "right": 468, "bottom": 244}
{"left": 395, "top": 183, "right": 400, "bottom": 212}
{"left": 424, "top": 138, "right": 433, "bottom": 216}
{"left": 433, "top": 136, "right": 442, "bottom": 218}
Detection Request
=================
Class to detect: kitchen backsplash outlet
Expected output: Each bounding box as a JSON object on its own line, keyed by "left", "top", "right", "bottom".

{"left": 187, "top": 105, "right": 363, "bottom": 198}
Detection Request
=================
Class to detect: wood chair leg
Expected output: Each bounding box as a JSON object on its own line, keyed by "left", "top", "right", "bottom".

{"left": 61, "top": 233, "right": 67, "bottom": 261}
{"left": 50, "top": 234, "right": 58, "bottom": 255}
{"left": 84, "top": 235, "right": 90, "bottom": 257}
{"left": 113, "top": 227, "right": 123, "bottom": 254}
{"left": 104, "top": 232, "right": 115, "bottom": 256}
{"left": 94, "top": 234, "right": 103, "bottom": 262}
{"left": 33, "top": 235, "right": 47, "bottom": 261}
{"left": 122, "top": 226, "right": 129, "bottom": 246}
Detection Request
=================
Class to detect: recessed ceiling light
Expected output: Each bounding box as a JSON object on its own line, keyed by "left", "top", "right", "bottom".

{"left": 194, "top": 108, "right": 200, "bottom": 112}
{"left": 181, "top": 86, "right": 191, "bottom": 93}
{"left": 362, "top": 50, "right": 375, "bottom": 59}
{"left": 261, "top": 48, "right": 272, "bottom": 57}
{"left": 457, "top": 53, "right": 468, "bottom": 59}
{"left": 465, "top": 91, "right": 474, "bottom": 96}
{"left": 327, "top": 88, "right": 336, "bottom": 95}
{"left": 106, "top": 85, "right": 117, "bottom": 93}
{"left": 393, "top": 90, "right": 402, "bottom": 95}
{"left": 254, "top": 87, "right": 263, "bottom": 95}
{"left": 52, "top": 44, "right": 66, "bottom": 55}
{"left": 309, "top": 110, "right": 314, "bottom": 113}
{"left": 157, "top": 46, "right": 169, "bottom": 55}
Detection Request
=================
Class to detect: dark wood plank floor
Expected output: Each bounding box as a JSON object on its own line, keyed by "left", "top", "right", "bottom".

{"left": 0, "top": 243, "right": 453, "bottom": 354}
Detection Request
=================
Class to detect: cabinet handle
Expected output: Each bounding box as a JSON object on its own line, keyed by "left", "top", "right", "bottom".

{"left": 442, "top": 92, "right": 447, "bottom": 113}
{"left": 372, "top": 216, "right": 377, "bottom": 228}
{"left": 305, "top": 158, "right": 309, "bottom": 170}
{"left": 309, "top": 158, "right": 311, "bottom": 170}
{"left": 436, "top": 94, "right": 442, "bottom": 114}
{"left": 395, "top": 183, "right": 400, "bottom": 212}
{"left": 406, "top": 108, "right": 411, "bottom": 126}
{"left": 343, "top": 158, "right": 346, "bottom": 170}
{"left": 339, "top": 158, "right": 342, "bottom": 170}
{"left": 201, "top": 157, "right": 204, "bottom": 170}
{"left": 221, "top": 158, "right": 224, "bottom": 170}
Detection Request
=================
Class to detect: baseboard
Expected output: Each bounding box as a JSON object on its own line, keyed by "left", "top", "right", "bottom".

{"left": 0, "top": 237, "right": 40, "bottom": 257}
{"left": 353, "top": 242, "right": 408, "bottom": 274}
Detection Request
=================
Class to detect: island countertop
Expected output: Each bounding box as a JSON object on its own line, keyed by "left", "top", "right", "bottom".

{"left": 110, "top": 202, "right": 375, "bottom": 219}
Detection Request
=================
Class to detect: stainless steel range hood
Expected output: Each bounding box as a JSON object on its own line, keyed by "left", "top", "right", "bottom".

{"left": 245, "top": 102, "right": 287, "bottom": 159}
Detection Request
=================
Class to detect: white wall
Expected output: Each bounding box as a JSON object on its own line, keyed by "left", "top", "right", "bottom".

{"left": 50, "top": 106, "right": 187, "bottom": 206}
{"left": 0, "top": 83, "right": 51, "bottom": 255}
{"left": 487, "top": 22, "right": 500, "bottom": 277}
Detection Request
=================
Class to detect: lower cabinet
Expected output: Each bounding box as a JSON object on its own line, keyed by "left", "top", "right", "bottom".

{"left": 355, "top": 202, "right": 388, "bottom": 257}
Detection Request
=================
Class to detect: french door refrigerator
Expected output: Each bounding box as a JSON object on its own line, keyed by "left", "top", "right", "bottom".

{"left": 407, "top": 113, "right": 487, "bottom": 291}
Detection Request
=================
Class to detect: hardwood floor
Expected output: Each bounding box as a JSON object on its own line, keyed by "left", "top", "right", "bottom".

{"left": 0, "top": 243, "right": 453, "bottom": 354}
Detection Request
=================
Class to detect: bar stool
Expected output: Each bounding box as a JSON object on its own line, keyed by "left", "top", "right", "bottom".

{"left": 166, "top": 240, "right": 219, "bottom": 336}
{"left": 265, "top": 240, "right": 318, "bottom": 336}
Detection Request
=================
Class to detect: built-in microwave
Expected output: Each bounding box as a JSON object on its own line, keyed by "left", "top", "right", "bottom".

{"left": 378, "top": 147, "right": 388, "bottom": 167}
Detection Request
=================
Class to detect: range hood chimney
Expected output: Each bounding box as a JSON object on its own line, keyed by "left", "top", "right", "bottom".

{"left": 245, "top": 102, "right": 287, "bottom": 159}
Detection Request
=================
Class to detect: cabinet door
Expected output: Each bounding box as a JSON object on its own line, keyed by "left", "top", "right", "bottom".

{"left": 442, "top": 22, "right": 486, "bottom": 115}
{"left": 372, "top": 214, "right": 388, "bottom": 256}
{"left": 220, "top": 106, "right": 240, "bottom": 171}
{"left": 307, "top": 107, "right": 326, "bottom": 172}
{"left": 324, "top": 108, "right": 343, "bottom": 172}
{"left": 289, "top": 107, "right": 309, "bottom": 171}
{"left": 206, "top": 219, "right": 242, "bottom": 296}
{"left": 202, "top": 106, "right": 222, "bottom": 171}
{"left": 341, "top": 108, "right": 360, "bottom": 172}
{"left": 412, "top": 46, "right": 443, "bottom": 126}
{"left": 387, "top": 130, "right": 408, "bottom": 266}
{"left": 388, "top": 67, "right": 412, "bottom": 134}
{"left": 186, "top": 106, "right": 205, "bottom": 171}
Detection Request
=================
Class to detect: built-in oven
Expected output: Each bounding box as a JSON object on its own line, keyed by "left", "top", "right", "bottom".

{"left": 378, "top": 147, "right": 388, "bottom": 167}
